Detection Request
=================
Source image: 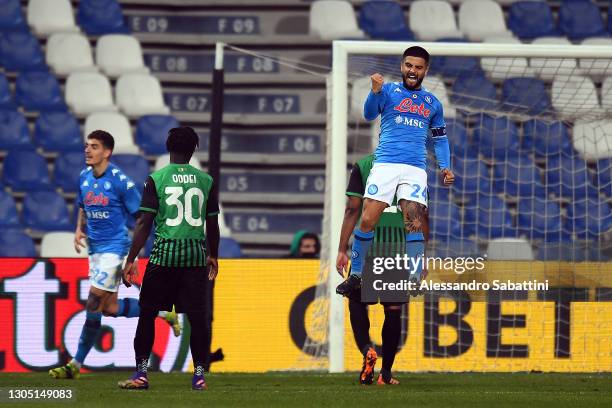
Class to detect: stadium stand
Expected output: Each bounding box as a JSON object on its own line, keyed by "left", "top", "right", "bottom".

{"left": 135, "top": 114, "right": 180, "bottom": 155}
{"left": 309, "top": 0, "right": 365, "bottom": 41}
{"left": 450, "top": 157, "right": 493, "bottom": 200}
{"left": 409, "top": 0, "right": 462, "bottom": 41}
{"left": 27, "top": 0, "right": 79, "bottom": 37}
{"left": 450, "top": 74, "right": 497, "bottom": 111}
{"left": 110, "top": 154, "right": 150, "bottom": 189}
{"left": 493, "top": 154, "right": 547, "bottom": 198}
{"left": 0, "top": 0, "right": 27, "bottom": 30}
{"left": 54, "top": 152, "right": 84, "bottom": 193}
{"left": 2, "top": 149, "right": 53, "bottom": 192}
{"left": 46, "top": 33, "right": 97, "bottom": 76}
{"left": 358, "top": 0, "right": 413, "bottom": 41}
{"left": 219, "top": 237, "right": 242, "bottom": 258}
{"left": 22, "top": 191, "right": 72, "bottom": 232}
{"left": 34, "top": 111, "right": 83, "bottom": 152}
{"left": 517, "top": 197, "right": 566, "bottom": 242}
{"left": 429, "top": 201, "right": 463, "bottom": 241}
{"left": 558, "top": 0, "right": 608, "bottom": 41}
{"left": 0, "top": 190, "right": 20, "bottom": 228}
{"left": 580, "top": 38, "right": 612, "bottom": 77}
{"left": 507, "top": 1, "right": 558, "bottom": 40}
{"left": 551, "top": 75, "right": 603, "bottom": 120}
{"left": 96, "top": 34, "right": 149, "bottom": 78}
{"left": 463, "top": 193, "right": 516, "bottom": 238}
{"left": 40, "top": 232, "right": 88, "bottom": 257}
{"left": 115, "top": 73, "right": 169, "bottom": 117}
{"left": 572, "top": 120, "right": 612, "bottom": 161}
{"left": 0, "top": 229, "right": 36, "bottom": 257}
{"left": 0, "top": 110, "right": 31, "bottom": 150}
{"left": 84, "top": 112, "right": 139, "bottom": 154}
{"left": 15, "top": 71, "right": 66, "bottom": 112}
{"left": 65, "top": 72, "right": 117, "bottom": 115}
{"left": 522, "top": 120, "right": 572, "bottom": 157}
{"left": 77, "top": 0, "right": 129, "bottom": 35}
{"left": 481, "top": 36, "right": 534, "bottom": 79}
{"left": 0, "top": 30, "right": 46, "bottom": 71}
{"left": 458, "top": 0, "right": 513, "bottom": 41}
{"left": 530, "top": 37, "right": 580, "bottom": 80}
{"left": 472, "top": 114, "right": 520, "bottom": 159}
{"left": 0, "top": 73, "right": 15, "bottom": 109}
{"left": 500, "top": 77, "right": 551, "bottom": 116}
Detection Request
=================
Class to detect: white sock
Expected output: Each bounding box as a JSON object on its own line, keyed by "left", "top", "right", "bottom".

{"left": 69, "top": 359, "right": 82, "bottom": 369}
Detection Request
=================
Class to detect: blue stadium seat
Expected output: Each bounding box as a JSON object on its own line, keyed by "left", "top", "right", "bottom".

{"left": 451, "top": 75, "right": 497, "bottom": 111}
{"left": 0, "top": 0, "right": 27, "bottom": 30}
{"left": 135, "top": 115, "right": 180, "bottom": 155}
{"left": 0, "top": 229, "right": 36, "bottom": 257}
{"left": 517, "top": 197, "right": 567, "bottom": 242}
{"left": 544, "top": 155, "right": 599, "bottom": 200}
{"left": 451, "top": 157, "right": 493, "bottom": 200}
{"left": 596, "top": 158, "right": 611, "bottom": 196}
{"left": 111, "top": 154, "right": 150, "bottom": 189}
{"left": 472, "top": 114, "right": 520, "bottom": 159}
{"left": 429, "top": 38, "right": 483, "bottom": 78}
{"left": 493, "top": 154, "right": 546, "bottom": 198}
{"left": 0, "top": 31, "right": 45, "bottom": 71}
{"left": 508, "top": 1, "right": 558, "bottom": 40}
{"left": 565, "top": 198, "right": 612, "bottom": 239}
{"left": 0, "top": 73, "right": 15, "bottom": 109}
{"left": 463, "top": 194, "right": 516, "bottom": 238}
{"left": 0, "top": 110, "right": 30, "bottom": 150}
{"left": 522, "top": 120, "right": 572, "bottom": 157}
{"left": 500, "top": 78, "right": 551, "bottom": 116}
{"left": 77, "top": 0, "right": 129, "bottom": 35}
{"left": 2, "top": 149, "right": 52, "bottom": 191}
{"left": 358, "top": 0, "right": 414, "bottom": 41}
{"left": 54, "top": 152, "right": 85, "bottom": 192}
{"left": 15, "top": 71, "right": 66, "bottom": 112}
{"left": 558, "top": 1, "right": 607, "bottom": 40}
{"left": 429, "top": 201, "right": 462, "bottom": 240}
{"left": 35, "top": 112, "right": 82, "bottom": 152}
{"left": 445, "top": 119, "right": 478, "bottom": 159}
{"left": 23, "top": 191, "right": 71, "bottom": 231}
{"left": 219, "top": 237, "right": 243, "bottom": 258}
{"left": 0, "top": 190, "right": 20, "bottom": 228}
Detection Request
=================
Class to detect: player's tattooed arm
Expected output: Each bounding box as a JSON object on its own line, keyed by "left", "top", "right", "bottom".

{"left": 401, "top": 201, "right": 427, "bottom": 233}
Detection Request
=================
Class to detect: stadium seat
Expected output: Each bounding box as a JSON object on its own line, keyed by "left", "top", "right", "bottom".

{"left": 135, "top": 114, "right": 180, "bottom": 155}
{"left": 544, "top": 155, "right": 599, "bottom": 200}
{"left": 0, "top": 73, "right": 15, "bottom": 109}
{"left": 579, "top": 38, "right": 612, "bottom": 77}
{"left": 472, "top": 114, "right": 520, "bottom": 159}
{"left": 536, "top": 243, "right": 607, "bottom": 262}
{"left": 508, "top": 1, "right": 558, "bottom": 40}
{"left": 409, "top": 0, "right": 462, "bottom": 41}
{"left": 46, "top": 33, "right": 97, "bottom": 76}
{"left": 430, "top": 238, "right": 479, "bottom": 258}
{"left": 154, "top": 154, "right": 201, "bottom": 171}
{"left": 596, "top": 158, "right": 612, "bottom": 196}
{"left": 422, "top": 76, "right": 456, "bottom": 118}
{"left": 309, "top": 0, "right": 365, "bottom": 40}
{"left": 0, "top": 110, "right": 30, "bottom": 150}
{"left": 96, "top": 35, "right": 149, "bottom": 78}
{"left": 15, "top": 71, "right": 66, "bottom": 112}
{"left": 493, "top": 154, "right": 546, "bottom": 198}
{"left": 486, "top": 238, "right": 534, "bottom": 260}
{"left": 349, "top": 76, "right": 371, "bottom": 120}
{"left": 219, "top": 237, "right": 242, "bottom": 258}
{"left": 115, "top": 74, "right": 170, "bottom": 117}
{"left": 558, "top": 0, "right": 607, "bottom": 40}
{"left": 517, "top": 198, "right": 566, "bottom": 242}
{"left": 481, "top": 36, "right": 535, "bottom": 79}
{"left": 522, "top": 120, "right": 572, "bottom": 157}
{"left": 84, "top": 112, "right": 138, "bottom": 154}
{"left": 450, "top": 74, "right": 497, "bottom": 111}
{"left": 65, "top": 72, "right": 117, "bottom": 116}
{"left": 451, "top": 157, "right": 493, "bottom": 200}
{"left": 110, "top": 154, "right": 150, "bottom": 189}
{"left": 35, "top": 111, "right": 83, "bottom": 152}
{"left": 445, "top": 119, "right": 475, "bottom": 158}
{"left": 551, "top": 75, "right": 603, "bottom": 120}
{"left": 54, "top": 151, "right": 84, "bottom": 192}
{"left": 358, "top": 0, "right": 413, "bottom": 41}
{"left": 463, "top": 194, "right": 516, "bottom": 238}
{"left": 601, "top": 77, "right": 612, "bottom": 113}
{"left": 27, "top": 0, "right": 79, "bottom": 36}
{"left": 530, "top": 37, "right": 581, "bottom": 80}
{"left": 2, "top": 149, "right": 52, "bottom": 191}
{"left": 500, "top": 77, "right": 551, "bottom": 116}
{"left": 0, "top": 31, "right": 46, "bottom": 71}
{"left": 458, "top": 0, "right": 513, "bottom": 41}
{"left": 0, "top": 229, "right": 36, "bottom": 257}
{"left": 429, "top": 201, "right": 462, "bottom": 240}
{"left": 0, "top": 0, "right": 27, "bottom": 30}
{"left": 0, "top": 190, "right": 20, "bottom": 228}
{"left": 41, "top": 231, "right": 88, "bottom": 257}
{"left": 429, "top": 38, "right": 483, "bottom": 78}
{"left": 23, "top": 191, "right": 71, "bottom": 231}
{"left": 77, "top": 0, "right": 129, "bottom": 35}
{"left": 572, "top": 120, "right": 612, "bottom": 161}
{"left": 565, "top": 198, "right": 612, "bottom": 240}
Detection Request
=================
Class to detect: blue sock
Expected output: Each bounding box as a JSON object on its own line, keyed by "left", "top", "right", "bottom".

{"left": 74, "top": 311, "right": 102, "bottom": 364}
{"left": 406, "top": 232, "right": 425, "bottom": 278}
{"left": 116, "top": 298, "right": 140, "bottom": 318}
{"left": 350, "top": 229, "right": 374, "bottom": 277}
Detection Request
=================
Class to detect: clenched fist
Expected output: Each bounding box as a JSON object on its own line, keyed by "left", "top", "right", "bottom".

{"left": 441, "top": 168, "right": 455, "bottom": 186}
{"left": 371, "top": 73, "right": 384, "bottom": 94}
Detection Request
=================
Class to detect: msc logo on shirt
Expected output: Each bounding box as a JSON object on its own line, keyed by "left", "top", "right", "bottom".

{"left": 394, "top": 115, "right": 424, "bottom": 128}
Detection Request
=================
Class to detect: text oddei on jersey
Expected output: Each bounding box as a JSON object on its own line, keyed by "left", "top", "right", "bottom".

{"left": 172, "top": 174, "right": 198, "bottom": 184}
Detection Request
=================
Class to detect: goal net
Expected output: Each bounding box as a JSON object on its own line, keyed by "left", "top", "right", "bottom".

{"left": 301, "top": 41, "right": 612, "bottom": 373}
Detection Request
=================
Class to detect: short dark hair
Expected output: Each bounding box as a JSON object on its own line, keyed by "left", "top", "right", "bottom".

{"left": 403, "top": 46, "right": 430, "bottom": 64}
{"left": 166, "top": 127, "right": 199, "bottom": 155}
{"left": 87, "top": 130, "right": 114, "bottom": 151}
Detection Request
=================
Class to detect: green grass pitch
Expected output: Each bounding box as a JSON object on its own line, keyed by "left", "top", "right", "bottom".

{"left": 1, "top": 372, "right": 611, "bottom": 407}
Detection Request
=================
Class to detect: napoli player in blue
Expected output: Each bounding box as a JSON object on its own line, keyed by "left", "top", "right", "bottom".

{"left": 49, "top": 130, "right": 180, "bottom": 379}
{"left": 337, "top": 46, "right": 455, "bottom": 297}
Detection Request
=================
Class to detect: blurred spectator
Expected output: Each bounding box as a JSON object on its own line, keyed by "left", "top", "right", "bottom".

{"left": 289, "top": 230, "right": 321, "bottom": 258}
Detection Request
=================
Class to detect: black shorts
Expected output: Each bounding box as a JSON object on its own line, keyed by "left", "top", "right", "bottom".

{"left": 139, "top": 262, "right": 208, "bottom": 313}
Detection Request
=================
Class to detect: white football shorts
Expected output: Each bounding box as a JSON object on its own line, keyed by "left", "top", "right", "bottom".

{"left": 364, "top": 162, "right": 428, "bottom": 207}
{"left": 88, "top": 253, "right": 124, "bottom": 292}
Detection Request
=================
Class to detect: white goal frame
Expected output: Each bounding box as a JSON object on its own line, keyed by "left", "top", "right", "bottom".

{"left": 327, "top": 40, "right": 612, "bottom": 373}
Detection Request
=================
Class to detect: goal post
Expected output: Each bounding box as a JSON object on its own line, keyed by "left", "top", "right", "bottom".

{"left": 327, "top": 40, "right": 612, "bottom": 373}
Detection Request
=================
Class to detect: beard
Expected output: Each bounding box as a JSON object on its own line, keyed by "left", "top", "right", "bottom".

{"left": 403, "top": 73, "right": 424, "bottom": 90}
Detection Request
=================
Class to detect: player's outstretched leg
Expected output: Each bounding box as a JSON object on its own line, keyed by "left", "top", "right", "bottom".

{"left": 187, "top": 311, "right": 209, "bottom": 390}
{"left": 377, "top": 305, "right": 402, "bottom": 385}
{"left": 118, "top": 306, "right": 158, "bottom": 390}
{"left": 348, "top": 298, "right": 377, "bottom": 384}
{"left": 399, "top": 200, "right": 427, "bottom": 296}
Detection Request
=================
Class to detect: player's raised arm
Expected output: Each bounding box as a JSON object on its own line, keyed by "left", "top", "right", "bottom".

{"left": 363, "top": 73, "right": 386, "bottom": 121}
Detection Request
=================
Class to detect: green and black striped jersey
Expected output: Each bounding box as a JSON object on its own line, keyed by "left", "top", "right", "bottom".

{"left": 346, "top": 154, "right": 405, "bottom": 256}
{"left": 140, "top": 163, "right": 220, "bottom": 267}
